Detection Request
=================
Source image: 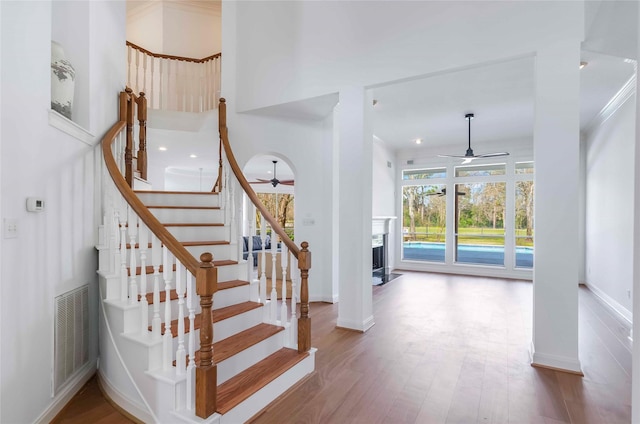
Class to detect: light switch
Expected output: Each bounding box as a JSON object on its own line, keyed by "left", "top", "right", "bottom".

{"left": 3, "top": 218, "right": 18, "bottom": 239}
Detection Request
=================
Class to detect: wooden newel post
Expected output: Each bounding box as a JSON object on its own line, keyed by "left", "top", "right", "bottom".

{"left": 124, "top": 88, "right": 134, "bottom": 187}
{"left": 298, "top": 241, "right": 311, "bottom": 353}
{"left": 137, "top": 92, "right": 148, "bottom": 181}
{"left": 212, "top": 98, "right": 226, "bottom": 193}
{"left": 195, "top": 252, "right": 217, "bottom": 418}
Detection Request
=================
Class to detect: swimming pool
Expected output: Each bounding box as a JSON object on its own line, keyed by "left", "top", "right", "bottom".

{"left": 403, "top": 242, "right": 533, "bottom": 268}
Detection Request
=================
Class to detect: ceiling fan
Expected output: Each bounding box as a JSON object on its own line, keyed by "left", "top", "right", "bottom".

{"left": 438, "top": 113, "right": 509, "bottom": 164}
{"left": 426, "top": 187, "right": 466, "bottom": 197}
{"left": 250, "top": 160, "right": 294, "bottom": 187}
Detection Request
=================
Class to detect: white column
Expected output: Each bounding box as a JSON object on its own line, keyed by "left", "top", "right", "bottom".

{"left": 336, "top": 86, "right": 374, "bottom": 332}
{"left": 531, "top": 39, "right": 582, "bottom": 374}
{"left": 631, "top": 5, "right": 640, "bottom": 421}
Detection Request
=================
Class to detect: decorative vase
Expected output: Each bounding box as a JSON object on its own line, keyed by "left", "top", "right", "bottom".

{"left": 51, "top": 41, "right": 75, "bottom": 120}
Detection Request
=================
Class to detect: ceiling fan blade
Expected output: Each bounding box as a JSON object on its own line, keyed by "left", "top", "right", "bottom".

{"left": 280, "top": 179, "right": 295, "bottom": 186}
{"left": 437, "top": 154, "right": 469, "bottom": 159}
{"left": 250, "top": 180, "right": 272, "bottom": 184}
{"left": 475, "top": 152, "right": 510, "bottom": 158}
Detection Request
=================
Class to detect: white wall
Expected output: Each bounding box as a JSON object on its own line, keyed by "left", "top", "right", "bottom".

{"left": 0, "top": 1, "right": 125, "bottom": 422}
{"left": 235, "top": 1, "right": 583, "bottom": 111}
{"left": 127, "top": 2, "right": 221, "bottom": 59}
{"left": 584, "top": 90, "right": 636, "bottom": 319}
{"left": 372, "top": 136, "right": 395, "bottom": 217}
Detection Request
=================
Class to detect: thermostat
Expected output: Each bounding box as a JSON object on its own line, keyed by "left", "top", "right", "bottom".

{"left": 26, "top": 197, "right": 45, "bottom": 212}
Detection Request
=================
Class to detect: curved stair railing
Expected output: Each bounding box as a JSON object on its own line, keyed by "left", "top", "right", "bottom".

{"left": 214, "top": 98, "right": 311, "bottom": 352}
{"left": 216, "top": 98, "right": 312, "bottom": 354}
{"left": 100, "top": 90, "right": 312, "bottom": 421}
{"left": 126, "top": 41, "right": 221, "bottom": 113}
{"left": 102, "top": 88, "right": 217, "bottom": 417}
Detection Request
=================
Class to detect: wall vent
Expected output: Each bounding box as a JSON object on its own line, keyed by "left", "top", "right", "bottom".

{"left": 54, "top": 284, "right": 89, "bottom": 394}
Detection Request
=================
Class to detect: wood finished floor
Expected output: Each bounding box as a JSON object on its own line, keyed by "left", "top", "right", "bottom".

{"left": 55, "top": 272, "right": 631, "bottom": 423}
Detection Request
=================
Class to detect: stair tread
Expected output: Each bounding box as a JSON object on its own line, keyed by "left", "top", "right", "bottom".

{"left": 163, "top": 222, "right": 225, "bottom": 227}
{"left": 128, "top": 259, "right": 236, "bottom": 276}
{"left": 141, "top": 280, "right": 250, "bottom": 304}
{"left": 146, "top": 205, "right": 221, "bottom": 210}
{"left": 182, "top": 240, "right": 230, "bottom": 246}
{"left": 216, "top": 348, "right": 310, "bottom": 415}
{"left": 134, "top": 190, "right": 219, "bottom": 195}
{"left": 158, "top": 301, "right": 262, "bottom": 337}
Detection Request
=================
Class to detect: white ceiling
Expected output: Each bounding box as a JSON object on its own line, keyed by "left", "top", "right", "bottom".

{"left": 370, "top": 51, "right": 635, "bottom": 153}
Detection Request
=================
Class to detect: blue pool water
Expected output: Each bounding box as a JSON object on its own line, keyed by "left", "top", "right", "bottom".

{"left": 403, "top": 242, "right": 533, "bottom": 268}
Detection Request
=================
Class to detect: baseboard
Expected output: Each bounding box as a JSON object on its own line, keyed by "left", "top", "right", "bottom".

{"left": 98, "top": 369, "right": 154, "bottom": 423}
{"left": 336, "top": 315, "right": 375, "bottom": 332}
{"left": 34, "top": 360, "right": 97, "bottom": 424}
{"left": 529, "top": 341, "right": 583, "bottom": 375}
{"left": 309, "top": 294, "right": 338, "bottom": 303}
{"left": 581, "top": 281, "right": 632, "bottom": 324}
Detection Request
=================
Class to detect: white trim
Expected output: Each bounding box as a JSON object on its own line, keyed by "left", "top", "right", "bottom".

{"left": 585, "top": 74, "right": 636, "bottom": 133}
{"left": 337, "top": 315, "right": 375, "bottom": 332}
{"left": 582, "top": 281, "right": 633, "bottom": 324}
{"left": 98, "top": 369, "right": 155, "bottom": 424}
{"left": 49, "top": 110, "right": 96, "bottom": 146}
{"left": 310, "top": 294, "right": 338, "bottom": 303}
{"left": 33, "top": 361, "right": 96, "bottom": 424}
{"left": 529, "top": 341, "right": 583, "bottom": 374}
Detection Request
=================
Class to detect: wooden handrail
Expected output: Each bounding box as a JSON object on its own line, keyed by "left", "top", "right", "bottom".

{"left": 127, "top": 41, "right": 221, "bottom": 64}
{"left": 217, "top": 99, "right": 300, "bottom": 258}
{"left": 101, "top": 97, "right": 199, "bottom": 274}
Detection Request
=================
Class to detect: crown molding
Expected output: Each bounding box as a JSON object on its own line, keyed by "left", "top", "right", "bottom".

{"left": 165, "top": 1, "right": 221, "bottom": 17}
{"left": 586, "top": 73, "right": 636, "bottom": 133}
{"left": 126, "top": 0, "right": 162, "bottom": 23}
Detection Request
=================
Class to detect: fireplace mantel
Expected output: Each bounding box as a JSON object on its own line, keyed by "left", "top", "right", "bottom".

{"left": 372, "top": 216, "right": 396, "bottom": 235}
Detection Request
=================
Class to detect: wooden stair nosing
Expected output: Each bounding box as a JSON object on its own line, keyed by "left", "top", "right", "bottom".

{"left": 216, "top": 348, "right": 310, "bottom": 415}
{"left": 134, "top": 190, "right": 219, "bottom": 195}
{"left": 139, "top": 280, "right": 250, "bottom": 304}
{"left": 162, "top": 222, "right": 224, "bottom": 227}
{"left": 156, "top": 301, "right": 262, "bottom": 337}
{"left": 146, "top": 205, "right": 221, "bottom": 210}
{"left": 128, "top": 260, "right": 237, "bottom": 276}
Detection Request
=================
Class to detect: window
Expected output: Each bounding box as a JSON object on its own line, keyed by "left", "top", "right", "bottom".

{"left": 455, "top": 182, "right": 506, "bottom": 266}
{"left": 402, "top": 168, "right": 446, "bottom": 180}
{"left": 402, "top": 184, "right": 446, "bottom": 262}
{"left": 255, "top": 193, "right": 294, "bottom": 239}
{"left": 455, "top": 163, "right": 506, "bottom": 177}
{"left": 515, "top": 181, "right": 534, "bottom": 268}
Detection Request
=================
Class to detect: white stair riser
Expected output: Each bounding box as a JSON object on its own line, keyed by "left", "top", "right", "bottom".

{"left": 143, "top": 283, "right": 251, "bottom": 323}
{"left": 166, "top": 225, "right": 228, "bottom": 242}
{"left": 185, "top": 244, "right": 235, "bottom": 262}
{"left": 169, "top": 307, "right": 264, "bottom": 356}
{"left": 217, "top": 331, "right": 284, "bottom": 385}
{"left": 216, "top": 263, "right": 245, "bottom": 282}
{"left": 126, "top": 243, "right": 232, "bottom": 265}
{"left": 149, "top": 207, "right": 224, "bottom": 224}
{"left": 136, "top": 192, "right": 220, "bottom": 208}
{"left": 220, "top": 351, "right": 316, "bottom": 424}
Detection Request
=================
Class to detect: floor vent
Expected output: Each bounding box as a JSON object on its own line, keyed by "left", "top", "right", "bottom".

{"left": 54, "top": 284, "right": 89, "bottom": 394}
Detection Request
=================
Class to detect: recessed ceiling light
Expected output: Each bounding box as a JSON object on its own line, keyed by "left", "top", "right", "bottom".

{"left": 267, "top": 170, "right": 272, "bottom": 174}
{"left": 415, "top": 138, "right": 423, "bottom": 145}
{"left": 190, "top": 154, "right": 197, "bottom": 158}
{"left": 158, "top": 146, "right": 167, "bottom": 151}
{"left": 579, "top": 61, "right": 588, "bottom": 69}
{"left": 372, "top": 99, "right": 378, "bottom": 106}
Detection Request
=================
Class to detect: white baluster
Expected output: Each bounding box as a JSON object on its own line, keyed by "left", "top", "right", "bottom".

{"left": 162, "top": 246, "right": 174, "bottom": 369}
{"left": 127, "top": 44, "right": 132, "bottom": 88}
{"left": 270, "top": 228, "right": 278, "bottom": 323}
{"left": 247, "top": 214, "right": 254, "bottom": 283}
{"left": 186, "top": 272, "right": 196, "bottom": 410}
{"left": 159, "top": 59, "right": 164, "bottom": 110}
{"left": 290, "top": 256, "right": 298, "bottom": 348}
{"left": 281, "top": 245, "right": 289, "bottom": 326}
{"left": 151, "top": 234, "right": 162, "bottom": 339}
{"left": 109, "top": 204, "right": 118, "bottom": 277}
{"left": 149, "top": 57, "right": 155, "bottom": 108}
{"left": 119, "top": 202, "right": 128, "bottom": 303}
{"left": 260, "top": 217, "right": 268, "bottom": 322}
{"left": 175, "top": 261, "right": 186, "bottom": 374}
{"left": 135, "top": 48, "right": 140, "bottom": 92}
{"left": 128, "top": 208, "right": 138, "bottom": 305}
{"left": 139, "top": 222, "right": 149, "bottom": 336}
{"left": 142, "top": 52, "right": 147, "bottom": 94}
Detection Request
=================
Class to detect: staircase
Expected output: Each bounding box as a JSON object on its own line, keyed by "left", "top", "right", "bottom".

{"left": 97, "top": 92, "right": 315, "bottom": 423}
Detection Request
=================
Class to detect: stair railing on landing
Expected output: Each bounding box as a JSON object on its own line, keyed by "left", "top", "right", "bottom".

{"left": 101, "top": 89, "right": 218, "bottom": 418}
{"left": 126, "top": 41, "right": 221, "bottom": 113}
{"left": 216, "top": 98, "right": 312, "bottom": 354}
